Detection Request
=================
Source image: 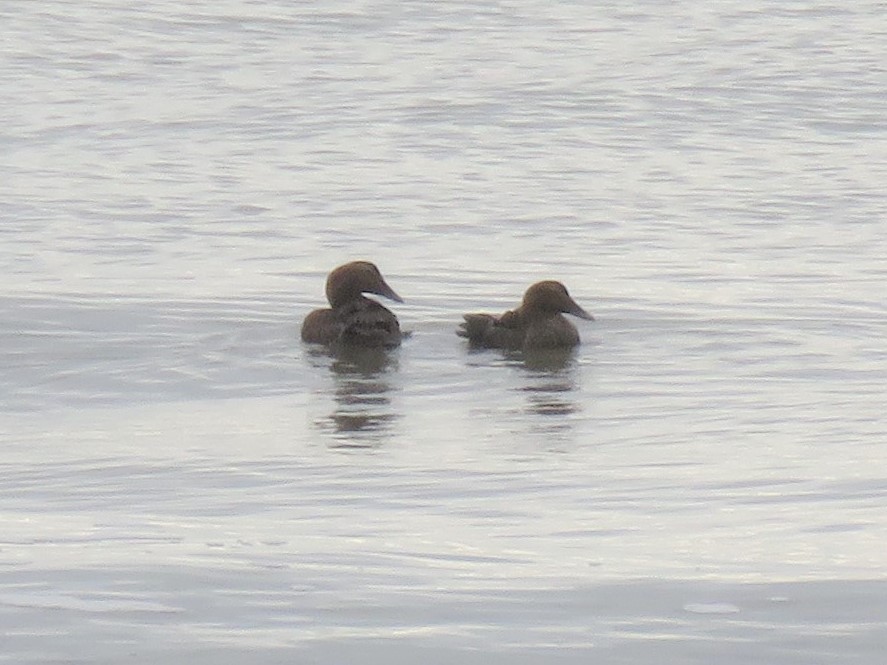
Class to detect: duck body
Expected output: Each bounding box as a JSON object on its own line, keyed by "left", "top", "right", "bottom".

{"left": 458, "top": 281, "right": 592, "bottom": 351}
{"left": 301, "top": 261, "right": 404, "bottom": 348}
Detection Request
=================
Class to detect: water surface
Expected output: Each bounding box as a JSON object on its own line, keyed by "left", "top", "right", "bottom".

{"left": 2, "top": 1, "right": 886, "bottom": 662}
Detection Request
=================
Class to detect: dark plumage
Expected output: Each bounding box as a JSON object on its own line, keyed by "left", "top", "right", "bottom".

{"left": 301, "top": 261, "right": 404, "bottom": 348}
{"left": 458, "top": 280, "right": 593, "bottom": 350}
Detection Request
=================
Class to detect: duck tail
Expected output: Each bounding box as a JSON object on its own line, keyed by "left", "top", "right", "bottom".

{"left": 458, "top": 314, "right": 494, "bottom": 341}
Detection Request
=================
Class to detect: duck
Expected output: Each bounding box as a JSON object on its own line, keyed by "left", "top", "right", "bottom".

{"left": 301, "top": 261, "right": 405, "bottom": 348}
{"left": 457, "top": 280, "right": 593, "bottom": 350}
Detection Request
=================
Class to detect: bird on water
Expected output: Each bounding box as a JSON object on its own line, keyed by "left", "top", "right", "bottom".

{"left": 457, "top": 280, "right": 593, "bottom": 351}
{"left": 301, "top": 261, "right": 404, "bottom": 348}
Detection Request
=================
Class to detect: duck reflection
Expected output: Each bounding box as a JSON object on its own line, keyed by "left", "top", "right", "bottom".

{"left": 517, "top": 348, "right": 579, "bottom": 418}
{"left": 310, "top": 345, "right": 400, "bottom": 447}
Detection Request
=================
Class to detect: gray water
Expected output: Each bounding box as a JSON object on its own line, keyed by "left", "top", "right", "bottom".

{"left": 2, "top": 1, "right": 886, "bottom": 663}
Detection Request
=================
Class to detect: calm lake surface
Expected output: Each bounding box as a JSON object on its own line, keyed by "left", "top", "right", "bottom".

{"left": 2, "top": 1, "right": 886, "bottom": 662}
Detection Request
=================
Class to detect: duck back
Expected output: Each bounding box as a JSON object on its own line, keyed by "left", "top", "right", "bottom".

{"left": 301, "top": 308, "right": 339, "bottom": 344}
{"left": 301, "top": 298, "right": 402, "bottom": 347}
{"left": 337, "top": 297, "right": 402, "bottom": 347}
{"left": 458, "top": 311, "right": 527, "bottom": 350}
{"left": 459, "top": 310, "right": 581, "bottom": 350}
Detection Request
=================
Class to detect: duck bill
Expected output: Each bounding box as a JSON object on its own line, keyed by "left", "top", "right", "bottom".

{"left": 567, "top": 299, "right": 594, "bottom": 320}
{"left": 375, "top": 279, "right": 404, "bottom": 303}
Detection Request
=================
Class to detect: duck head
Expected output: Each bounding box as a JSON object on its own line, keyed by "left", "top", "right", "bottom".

{"left": 325, "top": 261, "right": 404, "bottom": 308}
{"left": 522, "top": 280, "right": 593, "bottom": 320}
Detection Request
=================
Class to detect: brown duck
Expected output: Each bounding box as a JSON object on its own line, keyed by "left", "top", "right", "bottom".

{"left": 301, "top": 261, "right": 404, "bottom": 348}
{"left": 458, "top": 280, "right": 593, "bottom": 350}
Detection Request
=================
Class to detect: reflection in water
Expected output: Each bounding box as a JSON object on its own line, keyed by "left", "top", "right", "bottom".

{"left": 507, "top": 349, "right": 581, "bottom": 446}
{"left": 518, "top": 349, "right": 579, "bottom": 417}
{"left": 524, "top": 381, "right": 577, "bottom": 417}
{"left": 520, "top": 348, "right": 576, "bottom": 373}
{"left": 309, "top": 346, "right": 399, "bottom": 448}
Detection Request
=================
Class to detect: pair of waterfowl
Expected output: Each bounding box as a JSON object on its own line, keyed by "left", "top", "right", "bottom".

{"left": 301, "top": 261, "right": 594, "bottom": 351}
